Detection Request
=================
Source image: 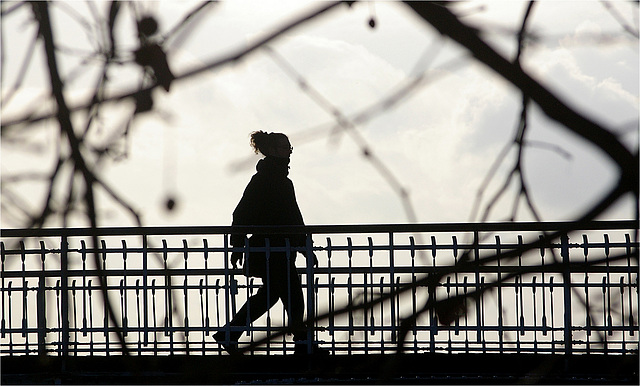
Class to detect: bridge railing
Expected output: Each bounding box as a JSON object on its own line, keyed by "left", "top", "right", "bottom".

{"left": 1, "top": 221, "right": 638, "bottom": 356}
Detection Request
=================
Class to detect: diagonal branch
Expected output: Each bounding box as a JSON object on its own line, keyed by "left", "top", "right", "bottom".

{"left": 1, "top": 1, "right": 346, "bottom": 132}
{"left": 403, "top": 2, "right": 638, "bottom": 193}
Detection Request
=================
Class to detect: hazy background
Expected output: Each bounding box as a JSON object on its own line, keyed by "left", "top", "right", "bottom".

{"left": 2, "top": 0, "right": 638, "bottom": 229}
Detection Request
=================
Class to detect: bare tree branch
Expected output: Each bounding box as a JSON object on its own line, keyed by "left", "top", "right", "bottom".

{"left": 403, "top": 2, "right": 638, "bottom": 192}
{"left": 1, "top": 1, "right": 346, "bottom": 132}
{"left": 31, "top": 0, "right": 129, "bottom": 355}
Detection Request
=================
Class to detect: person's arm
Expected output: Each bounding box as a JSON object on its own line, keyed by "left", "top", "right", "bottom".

{"left": 286, "top": 179, "right": 317, "bottom": 266}
{"left": 230, "top": 177, "right": 261, "bottom": 268}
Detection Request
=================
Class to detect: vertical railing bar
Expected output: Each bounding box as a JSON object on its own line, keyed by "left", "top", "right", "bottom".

{"left": 222, "top": 235, "right": 231, "bottom": 346}
{"left": 55, "top": 280, "right": 61, "bottom": 355}
{"left": 379, "top": 277, "right": 384, "bottom": 353}
{"left": 395, "top": 276, "right": 401, "bottom": 353}
{"left": 162, "top": 239, "right": 173, "bottom": 353}
{"left": 71, "top": 279, "right": 78, "bottom": 355}
{"left": 619, "top": 276, "right": 626, "bottom": 352}
{"left": 203, "top": 239, "right": 210, "bottom": 337}
{"left": 101, "top": 239, "right": 110, "bottom": 356}
{"left": 429, "top": 235, "right": 437, "bottom": 354}
{"left": 561, "top": 234, "right": 572, "bottom": 356}
{"left": 136, "top": 279, "right": 142, "bottom": 355}
{"left": 347, "top": 282, "right": 353, "bottom": 354}
{"left": 629, "top": 274, "right": 640, "bottom": 351}
{"left": 247, "top": 278, "right": 254, "bottom": 347}
{"left": 314, "top": 276, "right": 320, "bottom": 352}
{"left": 367, "top": 237, "right": 374, "bottom": 338}
{"left": 409, "top": 236, "right": 417, "bottom": 351}
{"left": 453, "top": 236, "right": 460, "bottom": 339}
{"left": 285, "top": 238, "right": 292, "bottom": 355}
{"left": 446, "top": 276, "right": 452, "bottom": 353}
{"left": 199, "top": 278, "right": 205, "bottom": 354}
{"left": 119, "top": 278, "right": 126, "bottom": 343}
{"left": 388, "top": 232, "right": 396, "bottom": 346}
{"left": 152, "top": 279, "right": 158, "bottom": 355}
{"left": 532, "top": 276, "right": 538, "bottom": 352}
{"left": 327, "top": 236, "right": 335, "bottom": 354}
{"left": 183, "top": 277, "right": 189, "bottom": 354}
{"left": 540, "top": 236, "right": 548, "bottom": 337}
{"left": 516, "top": 237, "right": 523, "bottom": 353}
{"left": 347, "top": 237, "right": 353, "bottom": 355}
{"left": 305, "top": 234, "right": 315, "bottom": 354}
{"left": 19, "top": 241, "right": 28, "bottom": 351}
{"left": 182, "top": 239, "right": 190, "bottom": 354}
{"left": 363, "top": 266, "right": 368, "bottom": 353}
{"left": 88, "top": 279, "right": 94, "bottom": 355}
{"left": 214, "top": 278, "right": 220, "bottom": 346}
{"left": 463, "top": 276, "right": 469, "bottom": 352}
{"left": 60, "top": 235, "right": 69, "bottom": 357}
{"left": 80, "top": 241, "right": 88, "bottom": 338}
{"left": 604, "top": 234, "right": 614, "bottom": 339}
{"left": 330, "top": 275, "right": 336, "bottom": 353}
{"left": 515, "top": 276, "right": 521, "bottom": 352}
{"left": 8, "top": 281, "right": 14, "bottom": 355}
{"left": 480, "top": 276, "right": 486, "bottom": 353}
{"left": 583, "top": 234, "right": 591, "bottom": 352}
{"left": 473, "top": 230, "right": 482, "bottom": 348}
{"left": 142, "top": 234, "right": 149, "bottom": 346}
{"left": 1, "top": 242, "right": 6, "bottom": 341}
{"left": 122, "top": 240, "right": 129, "bottom": 339}
{"left": 602, "top": 276, "right": 608, "bottom": 353}
{"left": 37, "top": 241, "right": 47, "bottom": 356}
{"left": 495, "top": 235, "right": 503, "bottom": 354}
{"left": 265, "top": 238, "right": 272, "bottom": 354}
{"left": 625, "top": 234, "right": 635, "bottom": 336}
{"left": 550, "top": 276, "right": 556, "bottom": 354}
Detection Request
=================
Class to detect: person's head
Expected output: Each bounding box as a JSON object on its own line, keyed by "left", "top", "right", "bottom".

{"left": 250, "top": 131, "right": 293, "bottom": 158}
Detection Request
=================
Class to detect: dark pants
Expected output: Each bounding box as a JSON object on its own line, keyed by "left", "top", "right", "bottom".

{"left": 225, "top": 251, "right": 306, "bottom": 342}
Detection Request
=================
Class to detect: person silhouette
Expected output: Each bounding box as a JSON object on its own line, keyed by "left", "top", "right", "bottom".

{"left": 214, "top": 131, "right": 319, "bottom": 355}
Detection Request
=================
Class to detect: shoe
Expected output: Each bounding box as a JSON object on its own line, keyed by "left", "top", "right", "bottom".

{"left": 293, "top": 341, "right": 330, "bottom": 356}
{"left": 213, "top": 331, "right": 240, "bottom": 355}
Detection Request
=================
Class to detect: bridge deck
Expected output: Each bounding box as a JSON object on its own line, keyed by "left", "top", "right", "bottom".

{"left": 2, "top": 353, "right": 638, "bottom": 384}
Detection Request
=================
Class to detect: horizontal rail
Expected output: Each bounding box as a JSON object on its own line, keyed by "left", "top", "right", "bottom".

{"left": 1, "top": 220, "right": 637, "bottom": 237}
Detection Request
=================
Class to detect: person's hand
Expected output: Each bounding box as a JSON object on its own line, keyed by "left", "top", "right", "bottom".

{"left": 231, "top": 252, "right": 243, "bottom": 269}
{"left": 308, "top": 251, "right": 318, "bottom": 268}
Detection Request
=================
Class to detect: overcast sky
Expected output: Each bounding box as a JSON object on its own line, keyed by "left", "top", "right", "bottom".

{"left": 1, "top": 0, "right": 638, "bottom": 229}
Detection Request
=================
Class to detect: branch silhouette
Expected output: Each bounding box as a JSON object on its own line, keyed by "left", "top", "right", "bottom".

{"left": 31, "top": 1, "right": 129, "bottom": 354}
{"left": 404, "top": 2, "right": 637, "bottom": 192}
{"left": 1, "top": 1, "right": 345, "bottom": 132}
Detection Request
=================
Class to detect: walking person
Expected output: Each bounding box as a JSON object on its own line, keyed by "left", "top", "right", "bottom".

{"left": 214, "top": 131, "right": 320, "bottom": 355}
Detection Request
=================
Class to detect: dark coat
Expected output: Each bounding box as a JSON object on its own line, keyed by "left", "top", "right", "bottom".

{"left": 230, "top": 157, "right": 307, "bottom": 250}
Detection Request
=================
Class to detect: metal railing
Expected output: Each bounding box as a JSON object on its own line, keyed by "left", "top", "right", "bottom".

{"left": 1, "top": 221, "right": 638, "bottom": 356}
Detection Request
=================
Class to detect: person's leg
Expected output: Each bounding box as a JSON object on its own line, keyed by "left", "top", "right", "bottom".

{"left": 285, "top": 263, "right": 306, "bottom": 341}
{"left": 215, "top": 252, "right": 276, "bottom": 351}
{"left": 268, "top": 255, "right": 306, "bottom": 341}
{"left": 214, "top": 283, "right": 279, "bottom": 352}
{"left": 230, "top": 284, "right": 280, "bottom": 328}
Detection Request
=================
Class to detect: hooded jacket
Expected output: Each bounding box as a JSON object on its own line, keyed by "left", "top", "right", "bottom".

{"left": 230, "top": 157, "right": 307, "bottom": 248}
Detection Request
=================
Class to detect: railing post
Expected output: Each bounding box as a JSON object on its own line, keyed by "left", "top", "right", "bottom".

{"left": 388, "top": 232, "right": 396, "bottom": 345}
{"left": 473, "top": 230, "right": 483, "bottom": 351}
{"left": 305, "top": 234, "right": 315, "bottom": 354}
{"left": 60, "top": 235, "right": 70, "bottom": 357}
{"left": 561, "top": 234, "right": 572, "bottom": 355}
{"left": 37, "top": 241, "right": 47, "bottom": 356}
{"left": 1, "top": 242, "right": 5, "bottom": 342}
{"left": 142, "top": 234, "right": 149, "bottom": 346}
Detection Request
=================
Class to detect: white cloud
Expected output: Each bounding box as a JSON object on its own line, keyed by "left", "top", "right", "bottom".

{"left": 2, "top": 1, "right": 637, "bottom": 229}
